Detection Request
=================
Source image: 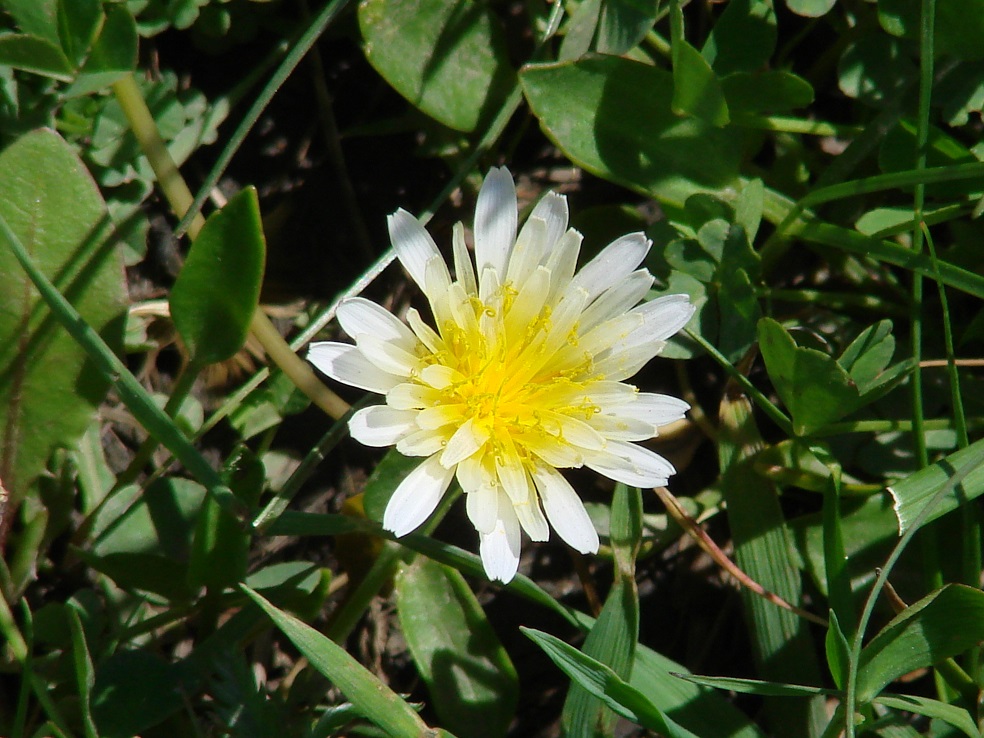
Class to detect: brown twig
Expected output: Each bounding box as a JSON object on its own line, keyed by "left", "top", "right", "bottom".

{"left": 654, "top": 486, "right": 828, "bottom": 627}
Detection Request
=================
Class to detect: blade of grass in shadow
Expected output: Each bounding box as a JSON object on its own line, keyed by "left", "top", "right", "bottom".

{"left": 718, "top": 386, "right": 826, "bottom": 737}
{"left": 241, "top": 585, "right": 438, "bottom": 738}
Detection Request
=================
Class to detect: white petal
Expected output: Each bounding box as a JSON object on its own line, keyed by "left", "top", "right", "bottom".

{"left": 587, "top": 413, "right": 658, "bottom": 442}
{"left": 382, "top": 454, "right": 454, "bottom": 537}
{"left": 531, "top": 464, "right": 599, "bottom": 554}
{"left": 348, "top": 405, "right": 417, "bottom": 446}
{"left": 396, "top": 429, "right": 448, "bottom": 457}
{"left": 336, "top": 297, "right": 417, "bottom": 348}
{"left": 618, "top": 393, "right": 690, "bottom": 427}
{"left": 514, "top": 495, "right": 549, "bottom": 542}
{"left": 387, "top": 382, "right": 442, "bottom": 410}
{"left": 506, "top": 216, "right": 547, "bottom": 287}
{"left": 479, "top": 497, "right": 521, "bottom": 582}
{"left": 440, "top": 417, "right": 490, "bottom": 468}
{"left": 356, "top": 335, "right": 423, "bottom": 377}
{"left": 578, "top": 270, "right": 655, "bottom": 334}
{"left": 452, "top": 222, "right": 478, "bottom": 296}
{"left": 571, "top": 233, "right": 651, "bottom": 303}
{"left": 494, "top": 443, "right": 531, "bottom": 505}
{"left": 635, "top": 293, "right": 695, "bottom": 341}
{"left": 307, "top": 342, "right": 401, "bottom": 393}
{"left": 388, "top": 208, "right": 441, "bottom": 292}
{"left": 544, "top": 229, "right": 582, "bottom": 302}
{"left": 406, "top": 307, "right": 443, "bottom": 354}
{"left": 528, "top": 191, "right": 569, "bottom": 258}
{"left": 474, "top": 166, "right": 517, "bottom": 276}
{"left": 423, "top": 253, "right": 453, "bottom": 306}
{"left": 465, "top": 481, "right": 499, "bottom": 534}
{"left": 584, "top": 441, "right": 676, "bottom": 488}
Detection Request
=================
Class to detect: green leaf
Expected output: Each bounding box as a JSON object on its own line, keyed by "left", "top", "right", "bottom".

{"left": 0, "top": 129, "right": 126, "bottom": 512}
{"left": 395, "top": 558, "right": 517, "bottom": 738}
{"left": 838, "top": 32, "right": 917, "bottom": 108}
{"left": 758, "top": 318, "right": 858, "bottom": 436}
{"left": 889, "top": 436, "right": 984, "bottom": 534}
{"left": 596, "top": 0, "right": 659, "bottom": 55}
{"left": 4, "top": 0, "right": 60, "bottom": 44}
{"left": 563, "top": 485, "right": 640, "bottom": 736}
{"left": 722, "top": 70, "right": 815, "bottom": 115}
{"left": 837, "top": 320, "right": 895, "bottom": 395}
{"left": 874, "top": 694, "right": 981, "bottom": 738}
{"left": 68, "top": 605, "right": 99, "bottom": 738}
{"left": 358, "top": 0, "right": 513, "bottom": 132}
{"left": 672, "top": 32, "right": 730, "bottom": 127}
{"left": 674, "top": 673, "right": 830, "bottom": 697}
{"left": 879, "top": 120, "right": 983, "bottom": 199}
{"left": 717, "top": 389, "right": 826, "bottom": 735}
{"left": 242, "top": 585, "right": 432, "bottom": 738}
{"left": 91, "top": 650, "right": 186, "bottom": 738}
{"left": 56, "top": 0, "right": 102, "bottom": 66}
{"left": 824, "top": 610, "right": 850, "bottom": 690}
{"left": 784, "top": 0, "right": 836, "bottom": 17}
{"left": 524, "top": 628, "right": 700, "bottom": 738}
{"left": 521, "top": 55, "right": 742, "bottom": 208}
{"left": 702, "top": 0, "right": 776, "bottom": 74}
{"left": 170, "top": 186, "right": 266, "bottom": 366}
{"left": 857, "top": 585, "right": 984, "bottom": 701}
{"left": 66, "top": 4, "right": 138, "bottom": 97}
{"left": 0, "top": 34, "right": 74, "bottom": 81}
{"left": 187, "top": 447, "right": 264, "bottom": 591}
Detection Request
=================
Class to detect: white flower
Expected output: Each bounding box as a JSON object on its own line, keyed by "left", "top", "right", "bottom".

{"left": 309, "top": 167, "right": 694, "bottom": 582}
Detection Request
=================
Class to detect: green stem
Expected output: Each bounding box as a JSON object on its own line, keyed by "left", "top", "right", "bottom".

{"left": 731, "top": 113, "right": 862, "bottom": 138}
{"left": 685, "top": 329, "right": 795, "bottom": 437}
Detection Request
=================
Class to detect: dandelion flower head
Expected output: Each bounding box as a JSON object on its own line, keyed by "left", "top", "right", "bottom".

{"left": 308, "top": 168, "right": 694, "bottom": 582}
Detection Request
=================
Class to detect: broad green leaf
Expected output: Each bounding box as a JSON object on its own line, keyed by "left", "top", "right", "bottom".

{"left": 784, "top": 0, "right": 835, "bottom": 17}
{"left": 170, "top": 186, "right": 266, "bottom": 366}
{"left": 66, "top": 4, "right": 138, "bottom": 97}
{"left": 0, "top": 129, "right": 126, "bottom": 514}
{"left": 558, "top": 0, "right": 602, "bottom": 60}
{"left": 838, "top": 33, "right": 917, "bottom": 108}
{"left": 718, "top": 391, "right": 826, "bottom": 736}
{"left": 837, "top": 320, "right": 895, "bottom": 394}
{"left": 758, "top": 318, "right": 912, "bottom": 439}
{"left": 56, "top": 0, "right": 102, "bottom": 66}
{"left": 563, "top": 485, "right": 640, "bottom": 735}
{"left": 242, "top": 585, "right": 433, "bottom": 738}
{"left": 520, "top": 55, "right": 743, "bottom": 209}
{"left": 736, "top": 178, "right": 765, "bottom": 243}
{"left": 358, "top": 0, "right": 513, "bottom": 132}
{"left": 790, "top": 493, "right": 899, "bottom": 597}
{"left": 722, "top": 70, "right": 815, "bottom": 115}
{"left": 91, "top": 650, "right": 186, "bottom": 738}
{"left": 857, "top": 585, "right": 984, "bottom": 701}
{"left": 395, "top": 558, "right": 517, "bottom": 738}
{"left": 524, "top": 628, "right": 700, "bottom": 738}
{"left": 672, "top": 35, "right": 730, "bottom": 127}
{"left": 0, "top": 34, "right": 74, "bottom": 81}
{"left": 596, "top": 0, "right": 659, "bottom": 55}
{"left": 702, "top": 0, "right": 776, "bottom": 74}
{"left": 889, "top": 436, "right": 984, "bottom": 534}
{"left": 3, "top": 0, "right": 60, "bottom": 43}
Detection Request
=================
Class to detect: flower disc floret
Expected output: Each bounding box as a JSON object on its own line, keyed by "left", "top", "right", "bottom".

{"left": 308, "top": 167, "right": 694, "bottom": 582}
